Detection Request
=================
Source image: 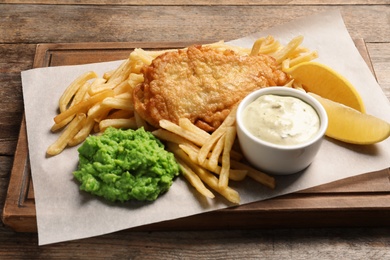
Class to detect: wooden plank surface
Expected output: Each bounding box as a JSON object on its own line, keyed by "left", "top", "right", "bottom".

{"left": 3, "top": 39, "right": 390, "bottom": 233}
{"left": 1, "top": 2, "right": 390, "bottom": 258}
{"left": 3, "top": 0, "right": 390, "bottom": 4}
{"left": 1, "top": 5, "right": 390, "bottom": 44}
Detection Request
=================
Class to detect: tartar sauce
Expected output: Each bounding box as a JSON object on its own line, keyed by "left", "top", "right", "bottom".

{"left": 242, "top": 94, "right": 320, "bottom": 146}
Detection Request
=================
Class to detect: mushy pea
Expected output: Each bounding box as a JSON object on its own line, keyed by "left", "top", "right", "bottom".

{"left": 73, "top": 127, "right": 180, "bottom": 202}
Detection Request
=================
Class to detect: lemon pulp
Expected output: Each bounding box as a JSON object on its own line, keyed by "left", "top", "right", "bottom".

{"left": 309, "top": 93, "right": 390, "bottom": 145}
{"left": 284, "top": 62, "right": 365, "bottom": 113}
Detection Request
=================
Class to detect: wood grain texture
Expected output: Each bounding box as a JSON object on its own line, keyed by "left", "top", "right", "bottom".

{"left": 1, "top": 1, "right": 390, "bottom": 257}
{"left": 0, "top": 44, "right": 35, "bottom": 156}
{"left": 367, "top": 43, "right": 390, "bottom": 100}
{"left": 0, "top": 227, "right": 390, "bottom": 259}
{"left": 1, "top": 5, "right": 389, "bottom": 43}
{"left": 2, "top": 0, "right": 389, "bottom": 5}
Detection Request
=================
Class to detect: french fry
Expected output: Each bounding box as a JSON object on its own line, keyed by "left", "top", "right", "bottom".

{"left": 178, "top": 118, "right": 210, "bottom": 141}
{"left": 129, "top": 59, "right": 145, "bottom": 74}
{"left": 107, "top": 58, "right": 132, "bottom": 83}
{"left": 250, "top": 37, "right": 266, "bottom": 56}
{"left": 50, "top": 114, "right": 75, "bottom": 132}
{"left": 178, "top": 143, "right": 202, "bottom": 165}
{"left": 159, "top": 119, "right": 206, "bottom": 147}
{"left": 47, "top": 113, "right": 87, "bottom": 156}
{"left": 127, "top": 73, "right": 144, "bottom": 89}
{"left": 176, "top": 157, "right": 215, "bottom": 199}
{"left": 194, "top": 165, "right": 241, "bottom": 204}
{"left": 207, "top": 40, "right": 252, "bottom": 56}
{"left": 92, "top": 77, "right": 108, "bottom": 86}
{"left": 152, "top": 129, "right": 198, "bottom": 151}
{"left": 259, "top": 40, "right": 281, "bottom": 54}
{"left": 88, "top": 77, "right": 120, "bottom": 96}
{"left": 58, "top": 71, "right": 98, "bottom": 113}
{"left": 168, "top": 142, "right": 240, "bottom": 204}
{"left": 87, "top": 78, "right": 107, "bottom": 95}
{"left": 87, "top": 103, "right": 111, "bottom": 120}
{"left": 251, "top": 36, "right": 282, "bottom": 56}
{"left": 69, "top": 81, "right": 91, "bottom": 108}
{"left": 218, "top": 126, "right": 236, "bottom": 189}
{"left": 228, "top": 169, "right": 247, "bottom": 181}
{"left": 103, "top": 70, "right": 114, "bottom": 80}
{"left": 134, "top": 111, "right": 149, "bottom": 130}
{"left": 230, "top": 160, "right": 276, "bottom": 189}
{"left": 272, "top": 35, "right": 304, "bottom": 64}
{"left": 113, "top": 80, "right": 132, "bottom": 95}
{"left": 198, "top": 105, "right": 237, "bottom": 164}
{"left": 207, "top": 133, "right": 225, "bottom": 172}
{"left": 285, "top": 51, "right": 319, "bottom": 69}
{"left": 68, "top": 116, "right": 96, "bottom": 147}
{"left": 130, "top": 48, "right": 156, "bottom": 66}
{"left": 99, "top": 118, "right": 137, "bottom": 132}
{"left": 54, "top": 89, "right": 115, "bottom": 124}
{"left": 134, "top": 48, "right": 177, "bottom": 59}
{"left": 178, "top": 143, "right": 245, "bottom": 181}
{"left": 112, "top": 92, "right": 131, "bottom": 100}
{"left": 247, "top": 170, "right": 276, "bottom": 189}
{"left": 197, "top": 129, "right": 224, "bottom": 165}
{"left": 101, "top": 97, "right": 133, "bottom": 111}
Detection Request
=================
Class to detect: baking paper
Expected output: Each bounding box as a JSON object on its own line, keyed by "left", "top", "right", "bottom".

{"left": 21, "top": 10, "right": 390, "bottom": 245}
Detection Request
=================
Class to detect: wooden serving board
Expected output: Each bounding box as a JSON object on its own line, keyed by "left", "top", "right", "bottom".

{"left": 3, "top": 40, "right": 390, "bottom": 233}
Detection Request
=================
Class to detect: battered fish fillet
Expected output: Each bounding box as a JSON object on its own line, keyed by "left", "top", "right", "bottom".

{"left": 133, "top": 45, "right": 289, "bottom": 132}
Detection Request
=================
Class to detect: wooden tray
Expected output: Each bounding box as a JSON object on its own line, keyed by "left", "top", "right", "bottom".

{"left": 3, "top": 40, "right": 390, "bottom": 233}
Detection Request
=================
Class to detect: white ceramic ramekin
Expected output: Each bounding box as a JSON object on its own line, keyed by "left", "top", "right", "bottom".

{"left": 236, "top": 87, "right": 328, "bottom": 175}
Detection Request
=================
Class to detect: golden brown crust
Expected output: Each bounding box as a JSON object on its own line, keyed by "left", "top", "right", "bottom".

{"left": 133, "top": 45, "right": 289, "bottom": 132}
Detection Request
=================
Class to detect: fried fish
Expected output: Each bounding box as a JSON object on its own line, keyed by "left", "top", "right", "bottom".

{"left": 133, "top": 45, "right": 289, "bottom": 132}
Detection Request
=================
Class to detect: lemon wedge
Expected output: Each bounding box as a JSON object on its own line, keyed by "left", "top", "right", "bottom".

{"left": 284, "top": 62, "right": 365, "bottom": 113}
{"left": 309, "top": 93, "right": 390, "bottom": 145}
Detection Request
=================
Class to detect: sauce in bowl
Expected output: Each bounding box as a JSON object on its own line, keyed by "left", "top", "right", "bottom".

{"left": 236, "top": 87, "right": 328, "bottom": 175}
{"left": 242, "top": 94, "right": 320, "bottom": 146}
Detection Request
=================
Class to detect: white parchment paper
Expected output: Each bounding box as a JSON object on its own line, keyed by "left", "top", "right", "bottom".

{"left": 21, "top": 10, "right": 390, "bottom": 245}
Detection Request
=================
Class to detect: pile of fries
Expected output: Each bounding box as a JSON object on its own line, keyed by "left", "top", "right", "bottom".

{"left": 154, "top": 109, "right": 276, "bottom": 203}
{"left": 47, "top": 35, "right": 318, "bottom": 203}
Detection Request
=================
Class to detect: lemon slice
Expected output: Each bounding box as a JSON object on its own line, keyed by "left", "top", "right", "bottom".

{"left": 284, "top": 62, "right": 365, "bottom": 113}
{"left": 309, "top": 93, "right": 390, "bottom": 145}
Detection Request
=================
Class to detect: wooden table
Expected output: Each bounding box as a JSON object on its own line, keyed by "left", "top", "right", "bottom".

{"left": 1, "top": 1, "right": 390, "bottom": 258}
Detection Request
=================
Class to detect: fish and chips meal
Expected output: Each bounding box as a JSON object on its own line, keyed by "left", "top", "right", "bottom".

{"left": 47, "top": 35, "right": 320, "bottom": 203}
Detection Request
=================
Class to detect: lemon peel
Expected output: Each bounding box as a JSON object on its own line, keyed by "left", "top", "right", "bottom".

{"left": 309, "top": 93, "right": 390, "bottom": 145}
{"left": 284, "top": 62, "right": 365, "bottom": 113}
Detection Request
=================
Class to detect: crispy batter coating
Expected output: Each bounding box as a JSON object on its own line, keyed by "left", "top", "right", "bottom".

{"left": 133, "top": 45, "right": 289, "bottom": 132}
